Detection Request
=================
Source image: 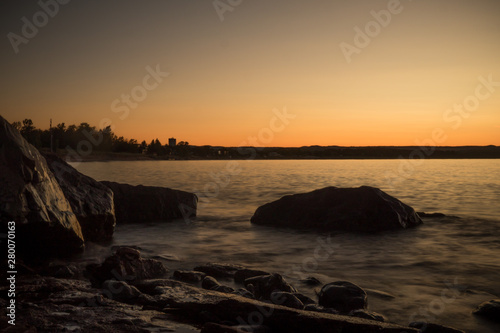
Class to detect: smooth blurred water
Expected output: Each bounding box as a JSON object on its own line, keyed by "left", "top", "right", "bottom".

{"left": 73, "top": 159, "right": 500, "bottom": 333}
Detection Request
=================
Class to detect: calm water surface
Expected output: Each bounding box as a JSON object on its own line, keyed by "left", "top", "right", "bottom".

{"left": 73, "top": 159, "right": 500, "bottom": 333}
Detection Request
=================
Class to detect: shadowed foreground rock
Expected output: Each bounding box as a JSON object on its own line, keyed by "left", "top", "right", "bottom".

{"left": 101, "top": 181, "right": 198, "bottom": 223}
{"left": 0, "top": 276, "right": 198, "bottom": 333}
{"left": 149, "top": 279, "right": 418, "bottom": 333}
{"left": 473, "top": 299, "right": 500, "bottom": 323}
{"left": 86, "top": 247, "right": 168, "bottom": 287}
{"left": 43, "top": 153, "right": 116, "bottom": 241}
{"left": 318, "top": 281, "right": 367, "bottom": 314}
{"left": 0, "top": 115, "right": 84, "bottom": 256}
{"left": 251, "top": 186, "right": 422, "bottom": 232}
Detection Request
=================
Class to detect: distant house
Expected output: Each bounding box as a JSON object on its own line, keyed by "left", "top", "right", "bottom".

{"left": 168, "top": 138, "right": 176, "bottom": 147}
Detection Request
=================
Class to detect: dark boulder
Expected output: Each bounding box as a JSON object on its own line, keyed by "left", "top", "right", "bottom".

{"left": 270, "top": 291, "right": 304, "bottom": 309}
{"left": 86, "top": 247, "right": 168, "bottom": 286}
{"left": 251, "top": 186, "right": 422, "bottom": 232}
{"left": 102, "top": 280, "right": 142, "bottom": 302}
{"left": 43, "top": 153, "right": 115, "bottom": 241}
{"left": 0, "top": 115, "right": 84, "bottom": 257}
{"left": 318, "top": 281, "right": 367, "bottom": 314}
{"left": 293, "top": 292, "right": 316, "bottom": 305}
{"left": 173, "top": 270, "right": 206, "bottom": 283}
{"left": 234, "top": 268, "right": 270, "bottom": 283}
{"left": 244, "top": 273, "right": 297, "bottom": 300}
{"left": 101, "top": 181, "right": 197, "bottom": 224}
{"left": 194, "top": 263, "right": 244, "bottom": 278}
{"left": 473, "top": 299, "right": 500, "bottom": 323}
{"left": 154, "top": 279, "right": 417, "bottom": 333}
{"left": 202, "top": 276, "right": 235, "bottom": 294}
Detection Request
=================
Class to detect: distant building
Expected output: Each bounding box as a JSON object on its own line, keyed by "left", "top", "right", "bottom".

{"left": 168, "top": 138, "right": 176, "bottom": 147}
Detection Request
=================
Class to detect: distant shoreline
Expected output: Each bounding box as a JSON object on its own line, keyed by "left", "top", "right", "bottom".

{"left": 46, "top": 145, "right": 500, "bottom": 162}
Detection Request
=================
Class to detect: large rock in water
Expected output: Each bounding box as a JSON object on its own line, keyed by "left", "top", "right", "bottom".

{"left": 43, "top": 153, "right": 115, "bottom": 241}
{"left": 0, "top": 115, "right": 84, "bottom": 256}
{"left": 101, "top": 181, "right": 197, "bottom": 223}
{"left": 251, "top": 186, "right": 422, "bottom": 232}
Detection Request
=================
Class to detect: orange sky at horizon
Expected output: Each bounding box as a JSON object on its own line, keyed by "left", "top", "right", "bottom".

{"left": 1, "top": 0, "right": 499, "bottom": 147}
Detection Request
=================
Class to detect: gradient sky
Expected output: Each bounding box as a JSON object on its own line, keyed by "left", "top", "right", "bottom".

{"left": 1, "top": 0, "right": 499, "bottom": 146}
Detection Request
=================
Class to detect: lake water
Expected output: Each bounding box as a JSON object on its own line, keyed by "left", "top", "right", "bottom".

{"left": 73, "top": 159, "right": 500, "bottom": 333}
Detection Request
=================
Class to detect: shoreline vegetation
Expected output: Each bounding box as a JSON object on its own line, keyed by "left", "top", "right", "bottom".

{"left": 51, "top": 145, "right": 500, "bottom": 162}
{"left": 11, "top": 118, "right": 500, "bottom": 162}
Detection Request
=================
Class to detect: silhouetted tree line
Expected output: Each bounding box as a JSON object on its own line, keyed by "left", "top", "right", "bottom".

{"left": 11, "top": 119, "right": 188, "bottom": 156}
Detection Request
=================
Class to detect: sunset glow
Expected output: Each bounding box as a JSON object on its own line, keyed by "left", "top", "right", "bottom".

{"left": 1, "top": 0, "right": 499, "bottom": 146}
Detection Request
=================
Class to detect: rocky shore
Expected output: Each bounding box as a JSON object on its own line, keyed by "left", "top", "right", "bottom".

{"left": 2, "top": 114, "right": 499, "bottom": 332}
{"left": 4, "top": 245, "right": 496, "bottom": 333}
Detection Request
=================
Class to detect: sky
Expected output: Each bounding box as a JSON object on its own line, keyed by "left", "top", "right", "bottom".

{"left": 1, "top": 0, "right": 499, "bottom": 147}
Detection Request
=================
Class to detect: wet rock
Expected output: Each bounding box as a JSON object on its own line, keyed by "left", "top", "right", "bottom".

{"left": 244, "top": 273, "right": 297, "bottom": 300}
{"left": 304, "top": 304, "right": 339, "bottom": 314}
{"left": 300, "top": 276, "right": 322, "bottom": 286}
{"left": 43, "top": 153, "right": 116, "bottom": 242}
{"left": 194, "top": 263, "right": 245, "bottom": 278}
{"left": 0, "top": 115, "right": 84, "bottom": 257}
{"left": 12, "top": 275, "right": 198, "bottom": 333}
{"left": 293, "top": 292, "right": 316, "bottom": 305}
{"left": 233, "top": 288, "right": 254, "bottom": 299}
{"left": 234, "top": 268, "right": 270, "bottom": 283}
{"left": 473, "top": 299, "right": 500, "bottom": 323}
{"left": 86, "top": 247, "right": 168, "bottom": 286}
{"left": 318, "top": 281, "right": 367, "bottom": 313}
{"left": 154, "top": 279, "right": 417, "bottom": 333}
{"left": 251, "top": 186, "right": 422, "bottom": 232}
{"left": 203, "top": 276, "right": 222, "bottom": 290}
{"left": 174, "top": 270, "right": 206, "bottom": 283}
{"left": 101, "top": 180, "right": 197, "bottom": 223}
{"left": 270, "top": 291, "right": 304, "bottom": 309}
{"left": 409, "top": 322, "right": 466, "bottom": 333}
{"left": 102, "top": 280, "right": 142, "bottom": 302}
{"left": 348, "top": 309, "right": 386, "bottom": 322}
{"left": 202, "top": 276, "right": 235, "bottom": 294}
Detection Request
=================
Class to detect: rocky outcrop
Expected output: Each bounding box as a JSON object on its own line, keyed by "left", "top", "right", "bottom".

{"left": 0, "top": 115, "right": 84, "bottom": 256}
{"left": 318, "top": 281, "right": 368, "bottom": 314}
{"left": 43, "top": 153, "right": 115, "bottom": 241}
{"left": 243, "top": 273, "right": 297, "bottom": 300}
{"left": 152, "top": 279, "right": 418, "bottom": 333}
{"left": 194, "top": 263, "right": 245, "bottom": 278}
{"left": 101, "top": 181, "right": 197, "bottom": 224}
{"left": 251, "top": 186, "right": 422, "bottom": 232}
{"left": 473, "top": 299, "right": 500, "bottom": 323}
{"left": 86, "top": 247, "right": 168, "bottom": 286}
